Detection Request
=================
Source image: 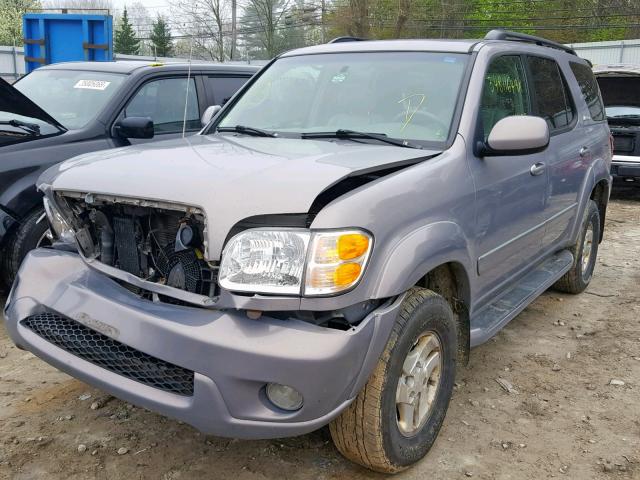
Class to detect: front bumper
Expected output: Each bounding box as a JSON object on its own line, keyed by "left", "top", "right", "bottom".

{"left": 611, "top": 155, "right": 640, "bottom": 182}
{"left": 4, "top": 249, "right": 402, "bottom": 439}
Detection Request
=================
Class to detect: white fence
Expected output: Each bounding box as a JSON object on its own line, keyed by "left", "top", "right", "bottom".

{"left": 0, "top": 46, "right": 24, "bottom": 82}
{"left": 569, "top": 39, "right": 640, "bottom": 66}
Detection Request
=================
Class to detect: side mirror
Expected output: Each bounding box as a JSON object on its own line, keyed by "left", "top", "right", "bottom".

{"left": 114, "top": 117, "right": 154, "bottom": 139}
{"left": 201, "top": 105, "right": 221, "bottom": 127}
{"left": 480, "top": 116, "right": 549, "bottom": 156}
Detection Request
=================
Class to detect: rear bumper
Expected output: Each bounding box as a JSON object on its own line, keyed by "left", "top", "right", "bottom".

{"left": 4, "top": 248, "right": 402, "bottom": 439}
{"left": 611, "top": 155, "right": 640, "bottom": 182}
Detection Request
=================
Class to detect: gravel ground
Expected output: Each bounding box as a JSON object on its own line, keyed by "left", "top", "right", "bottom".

{"left": 0, "top": 187, "right": 639, "bottom": 480}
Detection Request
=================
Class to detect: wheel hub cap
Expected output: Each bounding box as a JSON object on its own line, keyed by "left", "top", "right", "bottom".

{"left": 581, "top": 224, "right": 594, "bottom": 276}
{"left": 396, "top": 332, "right": 442, "bottom": 436}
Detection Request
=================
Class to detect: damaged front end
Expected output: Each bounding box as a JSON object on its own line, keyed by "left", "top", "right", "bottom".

{"left": 44, "top": 190, "right": 218, "bottom": 306}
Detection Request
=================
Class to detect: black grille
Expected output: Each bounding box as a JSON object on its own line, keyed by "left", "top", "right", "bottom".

{"left": 113, "top": 216, "right": 141, "bottom": 276}
{"left": 613, "top": 134, "right": 634, "bottom": 154}
{"left": 22, "top": 312, "right": 194, "bottom": 396}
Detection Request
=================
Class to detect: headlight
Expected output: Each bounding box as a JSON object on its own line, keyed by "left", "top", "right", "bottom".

{"left": 218, "top": 228, "right": 372, "bottom": 296}
{"left": 219, "top": 230, "right": 311, "bottom": 294}
{"left": 43, "top": 197, "right": 75, "bottom": 243}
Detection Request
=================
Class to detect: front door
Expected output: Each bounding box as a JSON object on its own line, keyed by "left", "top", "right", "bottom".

{"left": 114, "top": 76, "right": 202, "bottom": 146}
{"left": 469, "top": 54, "right": 549, "bottom": 297}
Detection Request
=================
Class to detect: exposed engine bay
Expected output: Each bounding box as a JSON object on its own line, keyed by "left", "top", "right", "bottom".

{"left": 56, "top": 192, "right": 217, "bottom": 299}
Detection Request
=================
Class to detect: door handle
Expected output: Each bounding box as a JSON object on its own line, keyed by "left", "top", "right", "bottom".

{"left": 579, "top": 146, "right": 590, "bottom": 157}
{"left": 530, "top": 162, "right": 546, "bottom": 176}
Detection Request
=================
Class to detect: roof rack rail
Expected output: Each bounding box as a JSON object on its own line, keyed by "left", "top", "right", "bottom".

{"left": 328, "top": 36, "right": 367, "bottom": 44}
{"left": 484, "top": 29, "right": 577, "bottom": 56}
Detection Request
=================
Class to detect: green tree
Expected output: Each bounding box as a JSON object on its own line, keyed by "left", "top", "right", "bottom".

{"left": 325, "top": 0, "right": 640, "bottom": 44}
{"left": 241, "top": 0, "right": 291, "bottom": 59}
{"left": 0, "top": 0, "right": 41, "bottom": 46}
{"left": 114, "top": 6, "right": 140, "bottom": 55}
{"left": 150, "top": 15, "right": 173, "bottom": 57}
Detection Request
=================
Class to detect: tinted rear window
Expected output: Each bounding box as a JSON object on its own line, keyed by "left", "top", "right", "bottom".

{"left": 206, "top": 76, "right": 250, "bottom": 105}
{"left": 570, "top": 62, "right": 606, "bottom": 121}
{"left": 527, "top": 56, "right": 574, "bottom": 131}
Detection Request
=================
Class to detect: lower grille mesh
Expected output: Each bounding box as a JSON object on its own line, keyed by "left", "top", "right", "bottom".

{"left": 22, "top": 312, "right": 194, "bottom": 396}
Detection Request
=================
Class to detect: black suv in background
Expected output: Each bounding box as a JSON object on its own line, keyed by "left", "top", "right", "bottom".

{"left": 0, "top": 61, "right": 258, "bottom": 286}
{"left": 593, "top": 64, "right": 640, "bottom": 187}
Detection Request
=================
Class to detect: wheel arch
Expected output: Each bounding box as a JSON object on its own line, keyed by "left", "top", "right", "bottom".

{"left": 370, "top": 221, "right": 473, "bottom": 363}
{"left": 590, "top": 178, "right": 609, "bottom": 243}
{"left": 415, "top": 262, "right": 471, "bottom": 364}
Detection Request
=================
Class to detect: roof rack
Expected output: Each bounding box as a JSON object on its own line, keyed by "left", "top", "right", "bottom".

{"left": 484, "top": 29, "right": 577, "bottom": 56}
{"left": 328, "top": 36, "right": 367, "bottom": 44}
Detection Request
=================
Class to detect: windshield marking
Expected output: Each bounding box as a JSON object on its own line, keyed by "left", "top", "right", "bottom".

{"left": 399, "top": 93, "right": 426, "bottom": 131}
{"left": 73, "top": 79, "right": 111, "bottom": 90}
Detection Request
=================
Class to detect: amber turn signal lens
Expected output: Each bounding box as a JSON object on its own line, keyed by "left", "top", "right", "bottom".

{"left": 338, "top": 234, "right": 369, "bottom": 260}
{"left": 333, "top": 263, "right": 362, "bottom": 286}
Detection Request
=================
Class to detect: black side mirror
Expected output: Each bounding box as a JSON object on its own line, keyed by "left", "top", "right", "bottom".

{"left": 115, "top": 117, "right": 154, "bottom": 139}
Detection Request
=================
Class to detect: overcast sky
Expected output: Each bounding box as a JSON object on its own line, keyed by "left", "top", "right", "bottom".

{"left": 111, "top": 0, "right": 170, "bottom": 15}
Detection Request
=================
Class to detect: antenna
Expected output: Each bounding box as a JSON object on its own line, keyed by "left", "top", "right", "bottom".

{"left": 182, "top": 37, "right": 194, "bottom": 139}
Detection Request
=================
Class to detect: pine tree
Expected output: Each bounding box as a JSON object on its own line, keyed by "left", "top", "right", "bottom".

{"left": 150, "top": 15, "right": 173, "bottom": 57}
{"left": 114, "top": 7, "right": 140, "bottom": 55}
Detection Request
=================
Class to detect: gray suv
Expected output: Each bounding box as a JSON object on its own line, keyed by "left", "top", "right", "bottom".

{"left": 4, "top": 30, "right": 612, "bottom": 473}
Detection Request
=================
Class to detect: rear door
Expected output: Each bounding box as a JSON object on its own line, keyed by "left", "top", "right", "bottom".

{"left": 470, "top": 54, "right": 549, "bottom": 294}
{"left": 524, "top": 55, "right": 583, "bottom": 250}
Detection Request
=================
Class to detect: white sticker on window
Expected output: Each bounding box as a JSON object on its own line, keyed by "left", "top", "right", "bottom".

{"left": 73, "top": 79, "right": 111, "bottom": 90}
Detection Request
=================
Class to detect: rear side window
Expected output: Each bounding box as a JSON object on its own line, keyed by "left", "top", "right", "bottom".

{"left": 206, "top": 76, "right": 250, "bottom": 105}
{"left": 526, "top": 56, "right": 574, "bottom": 132}
{"left": 569, "top": 62, "right": 606, "bottom": 121}
{"left": 480, "top": 55, "right": 531, "bottom": 140}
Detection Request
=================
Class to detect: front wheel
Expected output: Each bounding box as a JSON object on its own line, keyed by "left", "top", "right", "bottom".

{"left": 329, "top": 288, "right": 457, "bottom": 473}
{"left": 1, "top": 208, "right": 52, "bottom": 288}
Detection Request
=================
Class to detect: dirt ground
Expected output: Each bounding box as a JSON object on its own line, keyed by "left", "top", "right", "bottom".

{"left": 0, "top": 187, "right": 638, "bottom": 480}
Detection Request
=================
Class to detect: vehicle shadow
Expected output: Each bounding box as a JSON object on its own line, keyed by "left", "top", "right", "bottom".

{"left": 610, "top": 184, "right": 640, "bottom": 201}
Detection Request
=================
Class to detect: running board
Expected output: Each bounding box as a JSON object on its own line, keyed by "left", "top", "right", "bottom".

{"left": 470, "top": 250, "right": 574, "bottom": 347}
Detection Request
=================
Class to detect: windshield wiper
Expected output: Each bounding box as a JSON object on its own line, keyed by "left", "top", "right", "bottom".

{"left": 0, "top": 119, "right": 40, "bottom": 136}
{"left": 217, "top": 125, "right": 277, "bottom": 137}
{"left": 301, "top": 129, "right": 421, "bottom": 149}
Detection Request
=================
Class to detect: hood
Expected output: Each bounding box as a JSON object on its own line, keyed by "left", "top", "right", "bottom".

{"left": 40, "top": 134, "right": 441, "bottom": 258}
{"left": 0, "top": 77, "right": 66, "bottom": 131}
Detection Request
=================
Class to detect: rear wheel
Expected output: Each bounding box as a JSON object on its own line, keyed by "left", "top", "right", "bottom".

{"left": 553, "top": 199, "right": 600, "bottom": 294}
{"left": 329, "top": 288, "right": 457, "bottom": 473}
{"left": 1, "top": 208, "right": 52, "bottom": 288}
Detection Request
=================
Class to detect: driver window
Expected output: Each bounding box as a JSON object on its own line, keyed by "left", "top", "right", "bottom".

{"left": 125, "top": 77, "right": 199, "bottom": 134}
{"left": 480, "top": 56, "right": 531, "bottom": 140}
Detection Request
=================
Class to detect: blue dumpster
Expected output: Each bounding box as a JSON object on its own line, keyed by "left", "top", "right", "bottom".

{"left": 23, "top": 13, "right": 113, "bottom": 73}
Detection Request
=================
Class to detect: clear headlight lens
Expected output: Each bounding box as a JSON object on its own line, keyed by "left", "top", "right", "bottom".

{"left": 219, "top": 230, "right": 311, "bottom": 294}
{"left": 218, "top": 228, "right": 372, "bottom": 296}
{"left": 43, "top": 197, "right": 75, "bottom": 243}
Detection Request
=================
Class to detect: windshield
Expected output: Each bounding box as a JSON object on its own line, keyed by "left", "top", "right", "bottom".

{"left": 606, "top": 105, "right": 640, "bottom": 118}
{"left": 13, "top": 69, "right": 126, "bottom": 130}
{"left": 217, "top": 52, "right": 469, "bottom": 144}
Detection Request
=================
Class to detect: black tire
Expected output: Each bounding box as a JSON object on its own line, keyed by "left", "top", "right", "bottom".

{"left": 329, "top": 287, "right": 457, "bottom": 473}
{"left": 553, "top": 199, "right": 600, "bottom": 294}
{"left": 1, "top": 208, "right": 51, "bottom": 288}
